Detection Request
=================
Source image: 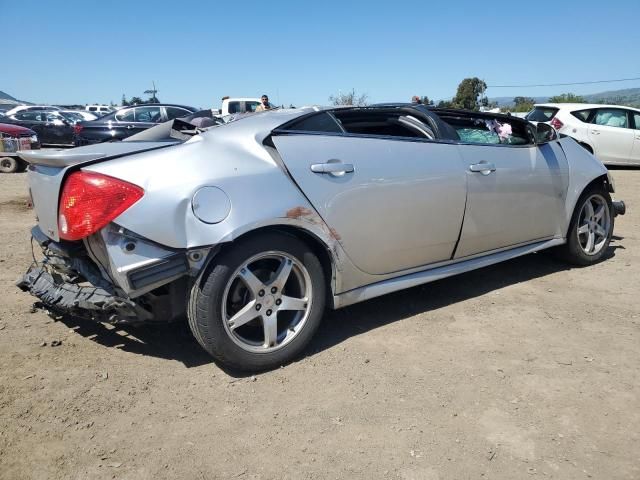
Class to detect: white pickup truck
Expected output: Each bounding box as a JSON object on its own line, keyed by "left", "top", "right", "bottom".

{"left": 217, "top": 97, "right": 263, "bottom": 116}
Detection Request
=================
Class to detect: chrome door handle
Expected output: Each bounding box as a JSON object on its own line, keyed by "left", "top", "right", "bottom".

{"left": 310, "top": 162, "right": 354, "bottom": 175}
{"left": 126, "top": 125, "right": 136, "bottom": 129}
{"left": 591, "top": 130, "right": 600, "bottom": 135}
{"left": 469, "top": 162, "right": 496, "bottom": 175}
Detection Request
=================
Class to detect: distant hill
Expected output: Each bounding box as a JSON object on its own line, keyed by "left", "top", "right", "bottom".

{"left": 0, "top": 90, "right": 32, "bottom": 106}
{"left": 488, "top": 96, "right": 548, "bottom": 107}
{"left": 489, "top": 87, "right": 640, "bottom": 108}
{"left": 583, "top": 87, "right": 640, "bottom": 106}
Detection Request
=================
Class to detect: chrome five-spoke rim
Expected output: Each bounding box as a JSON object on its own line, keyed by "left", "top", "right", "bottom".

{"left": 222, "top": 251, "right": 312, "bottom": 353}
{"left": 577, "top": 194, "right": 610, "bottom": 255}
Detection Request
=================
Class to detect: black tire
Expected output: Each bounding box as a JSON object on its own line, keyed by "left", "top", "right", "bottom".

{"left": 0, "top": 156, "right": 19, "bottom": 174}
{"left": 188, "top": 232, "right": 326, "bottom": 371}
{"left": 556, "top": 184, "right": 614, "bottom": 266}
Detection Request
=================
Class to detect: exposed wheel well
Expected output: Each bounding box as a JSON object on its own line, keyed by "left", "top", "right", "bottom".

{"left": 578, "top": 141, "right": 593, "bottom": 154}
{"left": 589, "top": 173, "right": 613, "bottom": 193}
{"left": 201, "top": 225, "right": 336, "bottom": 306}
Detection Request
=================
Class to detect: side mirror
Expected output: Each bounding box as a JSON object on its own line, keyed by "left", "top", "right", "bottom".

{"left": 535, "top": 122, "right": 558, "bottom": 144}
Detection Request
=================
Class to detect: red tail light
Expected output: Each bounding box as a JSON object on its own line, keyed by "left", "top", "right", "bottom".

{"left": 73, "top": 123, "right": 83, "bottom": 135}
{"left": 58, "top": 171, "right": 144, "bottom": 241}
{"left": 550, "top": 117, "right": 564, "bottom": 130}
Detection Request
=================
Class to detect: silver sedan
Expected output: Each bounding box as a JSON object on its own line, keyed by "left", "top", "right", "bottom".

{"left": 18, "top": 105, "right": 625, "bottom": 370}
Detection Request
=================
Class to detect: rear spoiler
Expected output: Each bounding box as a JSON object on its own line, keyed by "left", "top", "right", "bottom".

{"left": 124, "top": 118, "right": 212, "bottom": 142}
{"left": 18, "top": 141, "right": 177, "bottom": 168}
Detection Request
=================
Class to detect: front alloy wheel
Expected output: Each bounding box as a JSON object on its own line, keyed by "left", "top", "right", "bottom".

{"left": 556, "top": 185, "right": 614, "bottom": 266}
{"left": 576, "top": 193, "right": 611, "bottom": 256}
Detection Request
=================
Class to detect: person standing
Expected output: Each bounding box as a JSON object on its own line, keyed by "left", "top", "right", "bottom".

{"left": 256, "top": 94, "right": 272, "bottom": 112}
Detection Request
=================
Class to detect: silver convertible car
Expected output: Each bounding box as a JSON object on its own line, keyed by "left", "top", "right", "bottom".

{"left": 18, "top": 105, "right": 625, "bottom": 370}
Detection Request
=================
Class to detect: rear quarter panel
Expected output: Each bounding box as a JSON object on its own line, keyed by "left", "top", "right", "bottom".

{"left": 84, "top": 125, "right": 369, "bottom": 294}
{"left": 84, "top": 131, "right": 305, "bottom": 248}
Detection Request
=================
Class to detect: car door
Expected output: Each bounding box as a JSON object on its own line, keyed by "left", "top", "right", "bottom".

{"left": 453, "top": 135, "right": 568, "bottom": 259}
{"left": 42, "top": 113, "right": 74, "bottom": 145}
{"left": 14, "top": 112, "right": 48, "bottom": 143}
{"left": 271, "top": 111, "right": 468, "bottom": 275}
{"left": 111, "top": 106, "right": 159, "bottom": 139}
{"left": 588, "top": 108, "right": 634, "bottom": 163}
{"left": 631, "top": 111, "right": 640, "bottom": 164}
{"left": 128, "top": 106, "right": 162, "bottom": 136}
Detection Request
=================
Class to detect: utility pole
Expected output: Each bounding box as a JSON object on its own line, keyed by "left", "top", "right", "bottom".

{"left": 144, "top": 81, "right": 159, "bottom": 103}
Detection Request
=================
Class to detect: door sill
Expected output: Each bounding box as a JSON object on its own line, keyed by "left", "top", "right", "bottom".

{"left": 333, "top": 237, "right": 564, "bottom": 309}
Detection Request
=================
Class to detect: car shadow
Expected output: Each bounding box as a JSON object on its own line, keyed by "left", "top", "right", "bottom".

{"left": 54, "top": 314, "right": 213, "bottom": 368}
{"left": 306, "top": 246, "right": 621, "bottom": 358}
{"left": 49, "top": 245, "right": 622, "bottom": 374}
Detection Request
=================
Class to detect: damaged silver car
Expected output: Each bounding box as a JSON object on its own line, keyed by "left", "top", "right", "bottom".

{"left": 17, "top": 105, "right": 626, "bottom": 370}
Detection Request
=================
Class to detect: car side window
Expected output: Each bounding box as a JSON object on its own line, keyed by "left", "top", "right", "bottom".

{"left": 245, "top": 101, "right": 261, "bottom": 112}
{"left": 633, "top": 113, "right": 640, "bottom": 130}
{"left": 134, "top": 106, "right": 163, "bottom": 123}
{"left": 16, "top": 112, "right": 39, "bottom": 121}
{"left": 331, "top": 110, "right": 433, "bottom": 139}
{"left": 165, "top": 107, "right": 191, "bottom": 120}
{"left": 228, "top": 101, "right": 241, "bottom": 114}
{"left": 284, "top": 112, "right": 343, "bottom": 133}
{"left": 570, "top": 109, "right": 594, "bottom": 122}
{"left": 593, "top": 109, "right": 628, "bottom": 129}
{"left": 115, "top": 109, "right": 135, "bottom": 122}
{"left": 438, "top": 114, "right": 534, "bottom": 146}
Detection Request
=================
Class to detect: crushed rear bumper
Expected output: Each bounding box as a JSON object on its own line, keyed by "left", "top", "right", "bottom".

{"left": 16, "top": 225, "right": 192, "bottom": 323}
{"left": 17, "top": 265, "right": 142, "bottom": 322}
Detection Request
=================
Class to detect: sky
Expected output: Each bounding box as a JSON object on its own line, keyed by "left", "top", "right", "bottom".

{"left": 2, "top": 0, "right": 640, "bottom": 108}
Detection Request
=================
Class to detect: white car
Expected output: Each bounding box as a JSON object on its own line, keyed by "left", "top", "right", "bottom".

{"left": 526, "top": 103, "right": 640, "bottom": 165}
{"left": 85, "top": 105, "right": 116, "bottom": 116}
{"left": 4, "top": 105, "right": 61, "bottom": 116}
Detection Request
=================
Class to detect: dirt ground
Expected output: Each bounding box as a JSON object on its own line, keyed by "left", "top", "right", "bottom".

{"left": 0, "top": 169, "right": 639, "bottom": 480}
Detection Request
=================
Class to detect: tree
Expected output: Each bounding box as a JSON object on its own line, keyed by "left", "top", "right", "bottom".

{"left": 129, "top": 96, "right": 144, "bottom": 105}
{"left": 329, "top": 89, "right": 369, "bottom": 106}
{"left": 437, "top": 100, "right": 453, "bottom": 108}
{"left": 421, "top": 96, "right": 434, "bottom": 106}
{"left": 512, "top": 96, "right": 535, "bottom": 112}
{"left": 548, "top": 93, "right": 585, "bottom": 103}
{"left": 452, "top": 77, "right": 487, "bottom": 111}
{"left": 121, "top": 94, "right": 129, "bottom": 106}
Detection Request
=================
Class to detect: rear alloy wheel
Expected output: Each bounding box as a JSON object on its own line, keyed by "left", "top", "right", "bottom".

{"left": 189, "top": 232, "right": 325, "bottom": 371}
{"left": 557, "top": 186, "right": 613, "bottom": 265}
{"left": 0, "top": 157, "right": 19, "bottom": 174}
